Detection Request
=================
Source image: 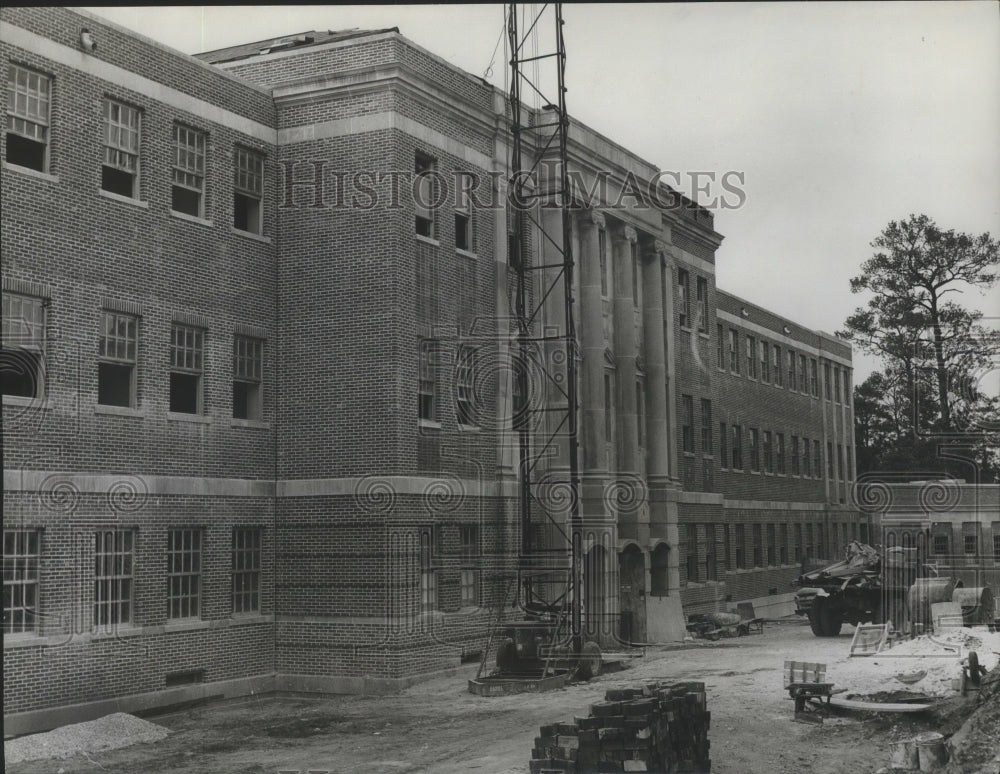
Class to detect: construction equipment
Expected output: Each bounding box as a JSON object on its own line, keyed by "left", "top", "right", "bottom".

{"left": 783, "top": 661, "right": 835, "bottom": 724}
{"left": 470, "top": 3, "right": 605, "bottom": 694}
{"left": 793, "top": 541, "right": 948, "bottom": 637}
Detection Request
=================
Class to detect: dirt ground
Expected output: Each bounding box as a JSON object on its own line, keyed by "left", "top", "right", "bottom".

{"left": 6, "top": 622, "right": 977, "bottom": 774}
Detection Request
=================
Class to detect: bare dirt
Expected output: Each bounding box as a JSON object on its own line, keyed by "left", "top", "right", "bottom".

{"left": 5, "top": 623, "right": 985, "bottom": 774}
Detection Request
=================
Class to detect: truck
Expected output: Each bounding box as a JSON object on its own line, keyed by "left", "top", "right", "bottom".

{"left": 792, "top": 541, "right": 939, "bottom": 636}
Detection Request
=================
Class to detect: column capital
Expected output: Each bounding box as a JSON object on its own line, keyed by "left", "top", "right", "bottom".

{"left": 622, "top": 225, "right": 638, "bottom": 243}
{"left": 580, "top": 209, "right": 606, "bottom": 227}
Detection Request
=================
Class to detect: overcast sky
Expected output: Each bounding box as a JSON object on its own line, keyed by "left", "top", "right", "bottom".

{"left": 84, "top": 4, "right": 1000, "bottom": 383}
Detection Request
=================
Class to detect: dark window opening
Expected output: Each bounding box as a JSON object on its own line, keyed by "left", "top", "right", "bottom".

{"left": 5, "top": 134, "right": 45, "bottom": 172}
{"left": 455, "top": 212, "right": 470, "bottom": 251}
{"left": 170, "top": 372, "right": 200, "bottom": 414}
{"left": 101, "top": 165, "right": 135, "bottom": 198}
{"left": 234, "top": 192, "right": 260, "bottom": 233}
{"left": 98, "top": 362, "right": 133, "bottom": 407}
{"left": 172, "top": 186, "right": 201, "bottom": 217}
{"left": 0, "top": 349, "right": 41, "bottom": 397}
{"left": 233, "top": 381, "right": 260, "bottom": 420}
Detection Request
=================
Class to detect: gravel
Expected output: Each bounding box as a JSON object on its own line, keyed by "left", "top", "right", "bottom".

{"left": 4, "top": 712, "right": 170, "bottom": 764}
{"left": 829, "top": 626, "right": 1000, "bottom": 699}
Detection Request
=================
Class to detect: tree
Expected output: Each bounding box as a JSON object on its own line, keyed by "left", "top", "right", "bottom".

{"left": 842, "top": 214, "right": 1000, "bottom": 479}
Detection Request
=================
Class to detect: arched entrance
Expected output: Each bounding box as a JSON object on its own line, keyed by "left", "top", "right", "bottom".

{"left": 618, "top": 544, "right": 646, "bottom": 644}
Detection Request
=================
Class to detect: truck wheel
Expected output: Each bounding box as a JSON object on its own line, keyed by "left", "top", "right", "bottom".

{"left": 808, "top": 606, "right": 825, "bottom": 636}
{"left": 820, "top": 604, "right": 843, "bottom": 636}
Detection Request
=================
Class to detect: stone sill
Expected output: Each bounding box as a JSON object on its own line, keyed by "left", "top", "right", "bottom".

{"left": 99, "top": 189, "right": 148, "bottom": 208}
{"left": 2, "top": 161, "right": 59, "bottom": 184}
{"left": 166, "top": 411, "right": 213, "bottom": 424}
{"left": 170, "top": 210, "right": 213, "bottom": 228}
{"left": 95, "top": 404, "right": 143, "bottom": 418}
{"left": 231, "top": 225, "right": 271, "bottom": 244}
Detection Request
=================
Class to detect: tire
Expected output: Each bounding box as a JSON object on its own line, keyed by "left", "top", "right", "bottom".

{"left": 808, "top": 608, "right": 825, "bottom": 636}
{"left": 820, "top": 604, "right": 843, "bottom": 637}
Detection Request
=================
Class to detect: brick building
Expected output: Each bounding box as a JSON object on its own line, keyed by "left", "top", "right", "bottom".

{"left": 2, "top": 7, "right": 859, "bottom": 731}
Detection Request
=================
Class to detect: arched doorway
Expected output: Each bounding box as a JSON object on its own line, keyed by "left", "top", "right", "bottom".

{"left": 618, "top": 544, "right": 646, "bottom": 644}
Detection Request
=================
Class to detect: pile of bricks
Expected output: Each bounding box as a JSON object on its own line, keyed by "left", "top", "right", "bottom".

{"left": 529, "top": 682, "right": 711, "bottom": 773}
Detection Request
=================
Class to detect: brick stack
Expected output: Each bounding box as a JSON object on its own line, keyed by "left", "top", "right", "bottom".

{"left": 529, "top": 681, "right": 711, "bottom": 773}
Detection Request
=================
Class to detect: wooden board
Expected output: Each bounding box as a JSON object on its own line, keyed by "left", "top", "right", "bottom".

{"left": 827, "top": 696, "right": 933, "bottom": 713}
{"left": 850, "top": 624, "right": 888, "bottom": 656}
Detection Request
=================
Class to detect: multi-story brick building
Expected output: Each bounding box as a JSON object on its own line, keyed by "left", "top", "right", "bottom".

{"left": 2, "top": 7, "right": 859, "bottom": 732}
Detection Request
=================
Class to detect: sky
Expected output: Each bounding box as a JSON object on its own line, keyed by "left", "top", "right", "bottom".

{"left": 84, "top": 3, "right": 1000, "bottom": 384}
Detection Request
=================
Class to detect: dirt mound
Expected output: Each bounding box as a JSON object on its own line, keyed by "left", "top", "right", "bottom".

{"left": 944, "top": 667, "right": 1000, "bottom": 774}
{"left": 4, "top": 712, "right": 170, "bottom": 764}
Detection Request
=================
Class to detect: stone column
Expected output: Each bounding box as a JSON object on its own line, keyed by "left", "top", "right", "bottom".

{"left": 643, "top": 240, "right": 685, "bottom": 641}
{"left": 612, "top": 224, "right": 639, "bottom": 476}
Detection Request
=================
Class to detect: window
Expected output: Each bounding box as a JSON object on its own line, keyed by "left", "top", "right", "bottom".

{"left": 684, "top": 524, "right": 698, "bottom": 583}
{"left": 827, "top": 441, "right": 834, "bottom": 479}
{"left": 772, "top": 344, "right": 782, "bottom": 386}
{"left": 824, "top": 362, "right": 832, "bottom": 399}
{"left": 746, "top": 335, "right": 756, "bottom": 378}
{"left": 420, "top": 529, "right": 436, "bottom": 613}
{"left": 963, "top": 523, "right": 979, "bottom": 555}
{"left": 234, "top": 146, "right": 264, "bottom": 234}
{"left": 752, "top": 524, "right": 763, "bottom": 567}
{"left": 810, "top": 359, "right": 819, "bottom": 397}
{"left": 776, "top": 433, "right": 786, "bottom": 474}
{"left": 803, "top": 438, "right": 811, "bottom": 478}
{"left": 700, "top": 399, "right": 712, "bottom": 454}
{"left": 415, "top": 153, "right": 435, "bottom": 237}
{"left": 167, "top": 528, "right": 202, "bottom": 619}
{"left": 766, "top": 524, "right": 776, "bottom": 566}
{"left": 636, "top": 381, "right": 645, "bottom": 448}
{"left": 719, "top": 422, "right": 728, "bottom": 469}
{"left": 932, "top": 531, "right": 950, "bottom": 555}
{"left": 716, "top": 324, "right": 725, "bottom": 369}
{"left": 418, "top": 341, "right": 436, "bottom": 423}
{"left": 760, "top": 339, "right": 769, "bottom": 382}
{"left": 98, "top": 311, "right": 138, "bottom": 408}
{"left": 651, "top": 543, "right": 670, "bottom": 595}
{"left": 171, "top": 124, "right": 206, "bottom": 217}
{"left": 847, "top": 447, "right": 854, "bottom": 481}
{"left": 728, "top": 328, "right": 739, "bottom": 373}
{"left": 3, "top": 529, "right": 40, "bottom": 634}
{"left": 677, "top": 269, "right": 690, "bottom": 328}
{"left": 631, "top": 242, "right": 640, "bottom": 308}
{"left": 460, "top": 524, "right": 478, "bottom": 607}
{"left": 101, "top": 99, "right": 140, "bottom": 197}
{"left": 799, "top": 355, "right": 807, "bottom": 393}
{"left": 806, "top": 524, "right": 814, "bottom": 559}
{"left": 813, "top": 440, "right": 821, "bottom": 478}
{"left": 94, "top": 530, "right": 133, "bottom": 627}
{"left": 779, "top": 524, "right": 789, "bottom": 564}
{"left": 599, "top": 229, "right": 609, "bottom": 298}
{"left": 731, "top": 424, "right": 742, "bottom": 469}
{"left": 843, "top": 370, "right": 851, "bottom": 403}
{"left": 170, "top": 324, "right": 204, "bottom": 414}
{"left": 787, "top": 350, "right": 796, "bottom": 391}
{"left": 735, "top": 524, "right": 746, "bottom": 569}
{"left": 232, "top": 527, "right": 261, "bottom": 614}
{"left": 604, "top": 372, "right": 614, "bottom": 445}
{"left": 456, "top": 344, "right": 476, "bottom": 427}
{"left": 1, "top": 291, "right": 45, "bottom": 398}
{"left": 723, "top": 524, "right": 732, "bottom": 570}
{"left": 681, "top": 394, "right": 694, "bottom": 453}
{"left": 794, "top": 524, "right": 803, "bottom": 562}
{"left": 763, "top": 430, "right": 773, "bottom": 474}
{"left": 455, "top": 172, "right": 472, "bottom": 250}
{"left": 790, "top": 435, "right": 800, "bottom": 475}
{"left": 837, "top": 444, "right": 845, "bottom": 480}
{"left": 6, "top": 64, "right": 51, "bottom": 172}
{"left": 749, "top": 428, "right": 760, "bottom": 472}
{"left": 834, "top": 367, "right": 841, "bottom": 403}
{"left": 233, "top": 335, "right": 263, "bottom": 420}
{"left": 703, "top": 525, "right": 717, "bottom": 580}
{"left": 696, "top": 277, "right": 708, "bottom": 332}
{"left": 993, "top": 524, "right": 1000, "bottom": 560}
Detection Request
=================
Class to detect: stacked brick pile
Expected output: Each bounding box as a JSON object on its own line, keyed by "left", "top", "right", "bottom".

{"left": 529, "top": 681, "right": 711, "bottom": 773}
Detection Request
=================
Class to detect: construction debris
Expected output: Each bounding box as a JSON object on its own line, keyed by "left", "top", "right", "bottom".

{"left": 529, "top": 682, "right": 711, "bottom": 773}
{"left": 4, "top": 712, "right": 170, "bottom": 764}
